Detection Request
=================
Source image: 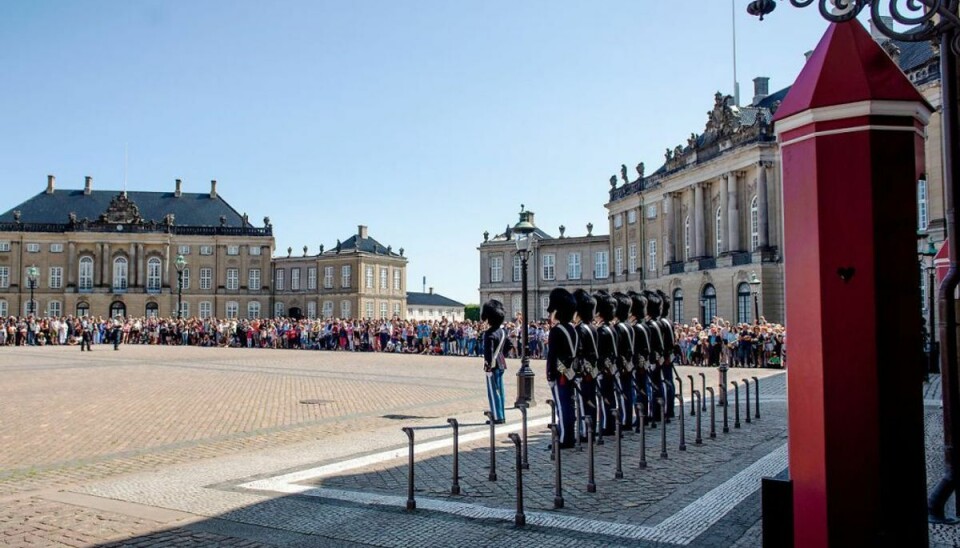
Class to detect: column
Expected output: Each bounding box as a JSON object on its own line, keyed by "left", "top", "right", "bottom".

{"left": 757, "top": 161, "right": 770, "bottom": 249}
{"left": 719, "top": 175, "right": 729, "bottom": 254}
{"left": 727, "top": 172, "right": 741, "bottom": 252}
{"left": 137, "top": 244, "right": 145, "bottom": 287}
{"left": 129, "top": 243, "right": 137, "bottom": 288}
{"left": 693, "top": 183, "right": 705, "bottom": 257}
{"left": 163, "top": 244, "right": 170, "bottom": 289}
{"left": 101, "top": 243, "right": 110, "bottom": 287}
{"left": 67, "top": 242, "right": 77, "bottom": 286}
{"left": 664, "top": 194, "right": 675, "bottom": 263}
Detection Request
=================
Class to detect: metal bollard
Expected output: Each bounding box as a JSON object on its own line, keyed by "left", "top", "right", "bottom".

{"left": 752, "top": 376, "right": 761, "bottom": 419}
{"left": 638, "top": 412, "right": 647, "bottom": 468}
{"left": 676, "top": 394, "right": 687, "bottom": 451}
{"left": 518, "top": 403, "right": 530, "bottom": 469}
{"left": 688, "top": 375, "right": 696, "bottom": 416}
{"left": 699, "top": 372, "right": 707, "bottom": 411}
{"left": 615, "top": 413, "right": 624, "bottom": 479}
{"left": 587, "top": 416, "right": 597, "bottom": 493}
{"left": 447, "top": 419, "right": 461, "bottom": 495}
{"left": 658, "top": 397, "right": 668, "bottom": 459}
{"left": 673, "top": 374, "right": 683, "bottom": 424}
{"left": 507, "top": 433, "right": 525, "bottom": 527}
{"left": 693, "top": 390, "right": 703, "bottom": 445}
{"left": 731, "top": 382, "right": 741, "bottom": 429}
{"left": 547, "top": 398, "right": 556, "bottom": 427}
{"left": 548, "top": 424, "right": 564, "bottom": 508}
{"left": 721, "top": 384, "right": 730, "bottom": 433}
{"left": 706, "top": 387, "right": 717, "bottom": 439}
{"left": 402, "top": 427, "right": 416, "bottom": 510}
{"left": 484, "top": 411, "right": 498, "bottom": 480}
{"left": 634, "top": 401, "right": 642, "bottom": 434}
{"left": 743, "top": 379, "right": 751, "bottom": 424}
{"left": 574, "top": 392, "right": 583, "bottom": 453}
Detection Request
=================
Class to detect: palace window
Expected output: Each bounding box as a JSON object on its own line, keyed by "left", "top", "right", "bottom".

{"left": 249, "top": 301, "right": 261, "bottom": 319}
{"left": 628, "top": 244, "right": 637, "bottom": 274}
{"left": 291, "top": 268, "right": 300, "bottom": 290}
{"left": 200, "top": 268, "right": 212, "bottom": 290}
{"left": 567, "top": 252, "right": 581, "bottom": 280}
{"left": 595, "top": 251, "right": 609, "bottom": 279}
{"left": 751, "top": 195, "right": 760, "bottom": 251}
{"left": 341, "top": 265, "right": 352, "bottom": 288}
{"left": 324, "top": 266, "right": 334, "bottom": 288}
{"left": 227, "top": 245, "right": 240, "bottom": 256}
{"left": 684, "top": 217, "right": 691, "bottom": 260}
{"left": 199, "top": 301, "right": 212, "bottom": 319}
{"left": 672, "top": 288, "right": 683, "bottom": 324}
{"left": 341, "top": 300, "right": 351, "bottom": 318}
{"left": 627, "top": 210, "right": 637, "bottom": 224}
{"left": 26, "top": 243, "right": 39, "bottom": 253}
{"left": 701, "top": 284, "right": 717, "bottom": 323}
{"left": 50, "top": 243, "right": 64, "bottom": 253}
{"left": 113, "top": 257, "right": 128, "bottom": 291}
{"left": 0, "top": 299, "right": 7, "bottom": 317}
{"left": 47, "top": 300, "right": 61, "bottom": 317}
{"left": 323, "top": 300, "right": 334, "bottom": 318}
{"left": 178, "top": 245, "right": 190, "bottom": 255}
{"left": 275, "top": 302, "right": 285, "bottom": 317}
{"left": 737, "top": 282, "right": 752, "bottom": 324}
{"left": 380, "top": 267, "right": 388, "bottom": 290}
{"left": 0, "top": 242, "right": 9, "bottom": 252}
{"left": 0, "top": 266, "right": 8, "bottom": 288}
{"left": 226, "top": 268, "right": 239, "bottom": 290}
{"left": 490, "top": 256, "right": 503, "bottom": 283}
{"left": 308, "top": 267, "right": 317, "bottom": 290}
{"left": 614, "top": 247, "right": 623, "bottom": 276}
{"left": 648, "top": 240, "right": 657, "bottom": 274}
{"left": 275, "top": 268, "right": 285, "bottom": 290}
{"left": 79, "top": 257, "right": 93, "bottom": 290}
{"left": 226, "top": 301, "right": 239, "bottom": 319}
{"left": 614, "top": 214, "right": 623, "bottom": 228}
{"left": 181, "top": 268, "right": 190, "bottom": 290}
{"left": 715, "top": 207, "right": 723, "bottom": 256}
{"left": 394, "top": 269, "right": 402, "bottom": 290}
{"left": 542, "top": 254, "right": 555, "bottom": 281}
{"left": 365, "top": 266, "right": 374, "bottom": 289}
{"left": 307, "top": 301, "right": 317, "bottom": 319}
{"left": 513, "top": 254, "right": 522, "bottom": 281}
{"left": 200, "top": 245, "right": 213, "bottom": 256}
{"left": 49, "top": 266, "right": 62, "bottom": 289}
{"left": 918, "top": 179, "right": 929, "bottom": 231}
{"left": 249, "top": 246, "right": 262, "bottom": 256}
{"left": 147, "top": 257, "right": 161, "bottom": 292}
{"left": 249, "top": 268, "right": 261, "bottom": 291}
{"left": 365, "top": 301, "right": 374, "bottom": 319}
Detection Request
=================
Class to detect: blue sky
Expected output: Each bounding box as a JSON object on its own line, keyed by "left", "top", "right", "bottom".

{"left": 1, "top": 1, "right": 840, "bottom": 303}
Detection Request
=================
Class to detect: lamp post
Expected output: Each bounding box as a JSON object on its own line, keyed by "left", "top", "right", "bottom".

{"left": 921, "top": 237, "right": 939, "bottom": 376}
{"left": 748, "top": 271, "right": 761, "bottom": 325}
{"left": 513, "top": 205, "right": 537, "bottom": 408}
{"left": 175, "top": 254, "right": 187, "bottom": 320}
{"left": 26, "top": 265, "right": 39, "bottom": 316}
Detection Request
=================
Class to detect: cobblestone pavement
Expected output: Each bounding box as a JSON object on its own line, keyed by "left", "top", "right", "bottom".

{"left": 0, "top": 346, "right": 850, "bottom": 546}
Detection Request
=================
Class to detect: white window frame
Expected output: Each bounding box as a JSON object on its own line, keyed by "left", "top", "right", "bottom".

{"left": 380, "top": 267, "right": 388, "bottom": 290}
{"left": 393, "top": 269, "right": 402, "bottom": 290}
{"left": 365, "top": 301, "right": 374, "bottom": 319}
{"left": 567, "top": 252, "right": 581, "bottom": 280}
{"left": 627, "top": 210, "right": 637, "bottom": 224}
{"left": 181, "top": 267, "right": 190, "bottom": 290}
{"left": 200, "top": 267, "right": 212, "bottom": 290}
{"left": 249, "top": 245, "right": 262, "bottom": 256}
{"left": 179, "top": 301, "right": 190, "bottom": 318}
{"left": 49, "top": 266, "right": 63, "bottom": 289}
{"left": 340, "top": 300, "right": 351, "bottom": 318}
{"left": 26, "top": 243, "right": 40, "bottom": 253}
{"left": 248, "top": 301, "right": 261, "bottom": 319}
{"left": 341, "top": 265, "right": 352, "bottom": 288}
{"left": 393, "top": 302, "right": 401, "bottom": 317}
{"left": 648, "top": 239, "right": 657, "bottom": 274}
{"left": 512, "top": 294, "right": 522, "bottom": 318}
{"left": 715, "top": 207, "right": 723, "bottom": 256}
{"left": 541, "top": 295, "right": 549, "bottom": 318}
{"left": 199, "top": 301, "right": 212, "bottom": 319}
{"left": 490, "top": 256, "right": 503, "bottom": 283}
{"left": 226, "top": 268, "right": 239, "bottom": 290}
{"left": 113, "top": 257, "right": 128, "bottom": 291}
{"left": 249, "top": 268, "right": 261, "bottom": 291}
{"left": 684, "top": 216, "right": 691, "bottom": 261}
{"left": 595, "top": 251, "right": 609, "bottom": 279}
{"left": 147, "top": 257, "right": 162, "bottom": 292}
{"left": 308, "top": 267, "right": 317, "bottom": 290}
{"left": 307, "top": 301, "right": 317, "bottom": 319}
{"left": 751, "top": 195, "right": 760, "bottom": 251}
{"left": 0, "top": 242, "right": 9, "bottom": 252}
{"left": 614, "top": 214, "right": 623, "bottom": 228}
{"left": 275, "top": 268, "right": 285, "bottom": 291}
{"left": 324, "top": 266, "right": 334, "bottom": 289}
{"left": 0, "top": 266, "right": 8, "bottom": 289}
{"left": 628, "top": 244, "right": 637, "bottom": 274}
{"left": 614, "top": 247, "right": 623, "bottom": 276}
{"left": 200, "top": 245, "right": 214, "bottom": 256}
{"left": 0, "top": 299, "right": 7, "bottom": 317}
{"left": 227, "top": 245, "right": 240, "bottom": 256}
{"left": 178, "top": 245, "right": 191, "bottom": 255}
{"left": 323, "top": 300, "right": 334, "bottom": 318}
{"left": 542, "top": 254, "right": 556, "bottom": 281}
{"left": 50, "top": 243, "right": 64, "bottom": 253}
{"left": 79, "top": 257, "right": 93, "bottom": 290}
{"left": 513, "top": 254, "right": 522, "bottom": 282}
{"left": 275, "top": 302, "right": 285, "bottom": 317}
{"left": 291, "top": 268, "right": 300, "bottom": 290}
{"left": 226, "top": 301, "right": 239, "bottom": 319}
{"left": 919, "top": 179, "right": 929, "bottom": 230}
{"left": 47, "top": 300, "right": 61, "bottom": 317}
{"left": 365, "top": 266, "right": 374, "bottom": 289}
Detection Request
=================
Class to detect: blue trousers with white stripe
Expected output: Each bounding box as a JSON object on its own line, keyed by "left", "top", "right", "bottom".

{"left": 551, "top": 379, "right": 575, "bottom": 447}
{"left": 486, "top": 368, "right": 505, "bottom": 421}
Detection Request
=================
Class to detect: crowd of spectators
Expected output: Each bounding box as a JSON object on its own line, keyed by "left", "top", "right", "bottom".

{"left": 0, "top": 313, "right": 784, "bottom": 368}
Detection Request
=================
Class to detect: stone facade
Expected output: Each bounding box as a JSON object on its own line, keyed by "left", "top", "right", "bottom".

{"left": 272, "top": 225, "right": 407, "bottom": 320}
{"left": 478, "top": 216, "right": 610, "bottom": 321}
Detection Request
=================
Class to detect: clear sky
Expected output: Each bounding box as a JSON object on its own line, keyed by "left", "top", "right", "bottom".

{"left": 1, "top": 1, "right": 845, "bottom": 304}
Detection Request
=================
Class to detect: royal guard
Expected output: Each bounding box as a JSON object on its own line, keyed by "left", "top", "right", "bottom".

{"left": 481, "top": 299, "right": 511, "bottom": 424}
{"left": 573, "top": 289, "right": 600, "bottom": 441}
{"left": 546, "top": 288, "right": 578, "bottom": 449}
{"left": 643, "top": 290, "right": 670, "bottom": 419}
{"left": 612, "top": 292, "right": 635, "bottom": 431}
{"left": 656, "top": 289, "right": 677, "bottom": 416}
{"left": 593, "top": 290, "right": 619, "bottom": 436}
{"left": 629, "top": 291, "right": 655, "bottom": 425}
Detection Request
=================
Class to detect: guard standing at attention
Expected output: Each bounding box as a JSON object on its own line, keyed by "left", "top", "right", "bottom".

{"left": 594, "top": 290, "right": 619, "bottom": 436}
{"left": 546, "top": 288, "right": 578, "bottom": 449}
{"left": 612, "top": 292, "right": 636, "bottom": 432}
{"left": 656, "top": 289, "right": 678, "bottom": 416}
{"left": 643, "top": 291, "right": 670, "bottom": 418}
{"left": 629, "top": 291, "right": 655, "bottom": 426}
{"left": 573, "top": 289, "right": 600, "bottom": 441}
{"left": 481, "top": 299, "right": 511, "bottom": 424}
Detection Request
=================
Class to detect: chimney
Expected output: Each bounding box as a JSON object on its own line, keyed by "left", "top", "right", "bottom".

{"left": 429, "top": 287, "right": 433, "bottom": 295}
{"left": 210, "top": 179, "right": 217, "bottom": 199}
{"left": 804, "top": 50, "right": 814, "bottom": 62}
{"left": 358, "top": 225, "right": 368, "bottom": 239}
{"left": 84, "top": 176, "right": 92, "bottom": 195}
{"left": 752, "top": 76, "right": 770, "bottom": 105}
{"left": 174, "top": 178, "right": 182, "bottom": 198}
{"left": 46, "top": 174, "right": 55, "bottom": 194}
{"left": 869, "top": 17, "right": 893, "bottom": 41}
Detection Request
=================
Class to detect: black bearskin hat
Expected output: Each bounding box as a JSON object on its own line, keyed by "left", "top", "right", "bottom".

{"left": 573, "top": 289, "right": 596, "bottom": 322}
{"left": 481, "top": 299, "right": 506, "bottom": 327}
{"left": 628, "top": 291, "right": 647, "bottom": 320}
{"left": 612, "top": 292, "right": 632, "bottom": 322}
{"left": 657, "top": 289, "right": 670, "bottom": 318}
{"left": 643, "top": 290, "right": 662, "bottom": 319}
{"left": 594, "top": 290, "right": 616, "bottom": 322}
{"left": 547, "top": 288, "right": 576, "bottom": 323}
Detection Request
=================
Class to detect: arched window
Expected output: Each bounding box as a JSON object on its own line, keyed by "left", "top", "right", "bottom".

{"left": 199, "top": 301, "right": 212, "bottom": 319}
{"left": 737, "top": 282, "right": 752, "bottom": 324}
{"left": 322, "top": 301, "right": 334, "bottom": 319}
{"left": 672, "top": 288, "right": 683, "bottom": 324}
{"left": 340, "top": 300, "right": 351, "bottom": 318}
{"left": 701, "top": 284, "right": 717, "bottom": 323}
{"left": 684, "top": 217, "right": 691, "bottom": 261}
{"left": 751, "top": 195, "right": 760, "bottom": 251}
{"left": 145, "top": 302, "right": 159, "bottom": 318}
{"left": 715, "top": 207, "right": 723, "bottom": 256}
{"left": 918, "top": 178, "right": 929, "bottom": 230}
{"left": 79, "top": 256, "right": 94, "bottom": 291}
{"left": 76, "top": 302, "right": 90, "bottom": 317}
{"left": 23, "top": 300, "right": 38, "bottom": 316}
{"left": 275, "top": 302, "right": 285, "bottom": 318}
{"left": 249, "top": 301, "right": 261, "bottom": 319}
{"left": 147, "top": 257, "right": 162, "bottom": 292}
{"left": 0, "top": 298, "right": 7, "bottom": 318}
{"left": 113, "top": 257, "right": 128, "bottom": 291}
{"left": 47, "top": 300, "right": 61, "bottom": 317}
{"left": 110, "top": 301, "right": 126, "bottom": 319}
{"left": 225, "top": 301, "right": 239, "bottom": 319}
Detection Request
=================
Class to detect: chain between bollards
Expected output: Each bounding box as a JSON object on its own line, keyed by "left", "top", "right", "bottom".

{"left": 699, "top": 372, "right": 707, "bottom": 411}
{"left": 688, "top": 375, "right": 696, "bottom": 416}
{"left": 638, "top": 412, "right": 647, "bottom": 468}
{"left": 706, "top": 387, "right": 717, "bottom": 439}
{"left": 507, "top": 433, "right": 525, "bottom": 527}
{"left": 658, "top": 397, "right": 668, "bottom": 459}
{"left": 447, "top": 418, "right": 460, "bottom": 495}
{"left": 676, "top": 394, "right": 687, "bottom": 451}
{"left": 721, "top": 384, "right": 729, "bottom": 433}
{"left": 731, "top": 382, "right": 741, "bottom": 429}
{"left": 402, "top": 427, "right": 416, "bottom": 510}
{"left": 751, "top": 376, "right": 761, "bottom": 419}
{"left": 483, "top": 411, "right": 498, "bottom": 481}
{"left": 587, "top": 416, "right": 597, "bottom": 492}
{"left": 693, "top": 390, "right": 703, "bottom": 445}
{"left": 743, "top": 379, "right": 752, "bottom": 424}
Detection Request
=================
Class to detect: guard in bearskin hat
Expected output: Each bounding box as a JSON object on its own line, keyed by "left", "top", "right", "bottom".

{"left": 630, "top": 291, "right": 657, "bottom": 425}
{"left": 546, "top": 288, "right": 578, "bottom": 448}
{"left": 573, "top": 289, "right": 599, "bottom": 441}
{"left": 481, "top": 299, "right": 512, "bottom": 423}
{"left": 643, "top": 290, "right": 671, "bottom": 419}
{"left": 612, "top": 292, "right": 636, "bottom": 432}
{"left": 656, "top": 289, "right": 677, "bottom": 416}
{"left": 593, "top": 289, "right": 619, "bottom": 436}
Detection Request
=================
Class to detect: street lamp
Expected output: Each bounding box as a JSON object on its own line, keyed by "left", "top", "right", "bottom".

{"left": 750, "top": 1, "right": 960, "bottom": 524}
{"left": 921, "top": 237, "right": 939, "bottom": 377}
{"left": 175, "top": 254, "right": 187, "bottom": 320}
{"left": 513, "top": 205, "right": 537, "bottom": 408}
{"left": 748, "top": 271, "right": 761, "bottom": 325}
{"left": 26, "top": 264, "right": 39, "bottom": 317}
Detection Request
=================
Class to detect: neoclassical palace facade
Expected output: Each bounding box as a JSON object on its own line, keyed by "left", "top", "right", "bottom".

{"left": 0, "top": 177, "right": 407, "bottom": 320}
